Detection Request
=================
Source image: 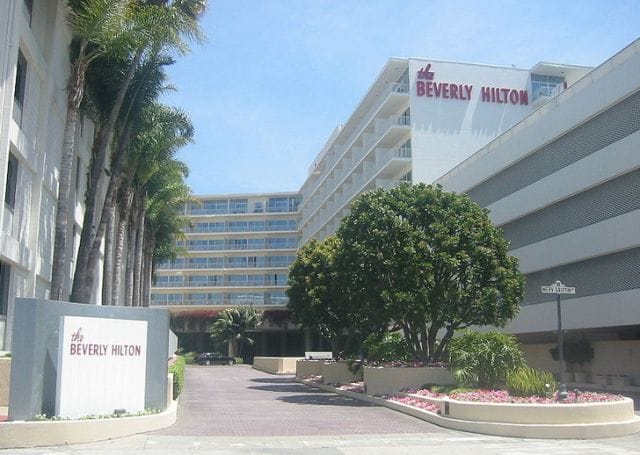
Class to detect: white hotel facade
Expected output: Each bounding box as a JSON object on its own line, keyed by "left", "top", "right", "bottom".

{"left": 153, "top": 39, "right": 640, "bottom": 375}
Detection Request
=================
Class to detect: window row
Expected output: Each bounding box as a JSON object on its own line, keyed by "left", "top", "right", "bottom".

{"left": 156, "top": 255, "right": 296, "bottom": 270}
{"left": 185, "top": 219, "right": 297, "bottom": 233}
{"left": 185, "top": 196, "right": 301, "bottom": 215}
{"left": 154, "top": 273, "right": 288, "bottom": 287}
{"left": 177, "top": 237, "right": 298, "bottom": 251}
{"left": 150, "top": 291, "right": 288, "bottom": 306}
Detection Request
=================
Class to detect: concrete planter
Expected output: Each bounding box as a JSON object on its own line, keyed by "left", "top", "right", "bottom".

{"left": 0, "top": 358, "right": 10, "bottom": 408}
{"left": 363, "top": 366, "right": 455, "bottom": 396}
{"left": 295, "top": 360, "right": 323, "bottom": 379}
{"left": 322, "top": 362, "right": 362, "bottom": 385}
{"left": 444, "top": 397, "right": 636, "bottom": 425}
{"left": 253, "top": 357, "right": 302, "bottom": 375}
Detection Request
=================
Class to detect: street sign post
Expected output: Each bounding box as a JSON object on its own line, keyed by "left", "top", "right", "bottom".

{"left": 541, "top": 280, "right": 576, "bottom": 400}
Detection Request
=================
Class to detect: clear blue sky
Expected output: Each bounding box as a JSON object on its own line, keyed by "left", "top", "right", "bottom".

{"left": 162, "top": 0, "right": 640, "bottom": 196}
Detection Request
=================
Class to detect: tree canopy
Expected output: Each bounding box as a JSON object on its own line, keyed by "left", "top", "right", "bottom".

{"left": 288, "top": 183, "right": 524, "bottom": 362}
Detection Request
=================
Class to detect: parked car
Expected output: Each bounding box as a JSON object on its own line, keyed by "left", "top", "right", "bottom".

{"left": 197, "top": 352, "right": 235, "bottom": 366}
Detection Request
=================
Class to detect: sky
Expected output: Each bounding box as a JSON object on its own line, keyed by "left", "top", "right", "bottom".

{"left": 161, "top": 0, "right": 640, "bottom": 196}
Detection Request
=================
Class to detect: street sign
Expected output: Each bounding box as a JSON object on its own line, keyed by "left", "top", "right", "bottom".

{"left": 541, "top": 281, "right": 575, "bottom": 294}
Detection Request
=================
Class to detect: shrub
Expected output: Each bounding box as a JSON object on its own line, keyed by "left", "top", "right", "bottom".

{"left": 448, "top": 330, "right": 525, "bottom": 389}
{"left": 181, "top": 351, "right": 199, "bottom": 365}
{"left": 169, "top": 356, "right": 186, "bottom": 399}
{"left": 364, "top": 333, "right": 412, "bottom": 362}
{"left": 549, "top": 339, "right": 594, "bottom": 366}
{"left": 234, "top": 357, "right": 243, "bottom": 365}
{"left": 507, "top": 367, "right": 557, "bottom": 398}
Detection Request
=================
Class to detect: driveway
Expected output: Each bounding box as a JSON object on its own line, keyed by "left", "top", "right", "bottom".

{"left": 154, "top": 364, "right": 449, "bottom": 437}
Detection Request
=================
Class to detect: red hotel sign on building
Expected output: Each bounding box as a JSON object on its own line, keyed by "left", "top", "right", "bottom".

{"left": 415, "top": 64, "right": 529, "bottom": 105}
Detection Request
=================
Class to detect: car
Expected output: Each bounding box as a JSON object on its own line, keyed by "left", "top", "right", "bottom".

{"left": 196, "top": 352, "right": 235, "bottom": 366}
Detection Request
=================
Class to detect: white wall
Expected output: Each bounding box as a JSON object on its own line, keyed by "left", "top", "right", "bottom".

{"left": 409, "top": 59, "right": 534, "bottom": 184}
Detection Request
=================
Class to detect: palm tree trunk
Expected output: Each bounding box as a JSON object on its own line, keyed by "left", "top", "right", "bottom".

{"left": 101, "top": 203, "right": 115, "bottom": 305}
{"left": 132, "top": 205, "right": 146, "bottom": 307}
{"left": 78, "top": 118, "right": 134, "bottom": 303}
{"left": 142, "top": 238, "right": 153, "bottom": 308}
{"left": 50, "top": 54, "right": 87, "bottom": 300}
{"left": 125, "top": 196, "right": 140, "bottom": 307}
{"left": 71, "top": 46, "right": 145, "bottom": 303}
{"left": 112, "top": 186, "right": 133, "bottom": 306}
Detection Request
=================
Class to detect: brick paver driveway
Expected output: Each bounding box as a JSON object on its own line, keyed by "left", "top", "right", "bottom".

{"left": 155, "top": 364, "right": 450, "bottom": 437}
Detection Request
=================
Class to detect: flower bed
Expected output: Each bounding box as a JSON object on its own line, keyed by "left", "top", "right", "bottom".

{"left": 388, "top": 396, "right": 440, "bottom": 414}
{"left": 336, "top": 381, "right": 365, "bottom": 393}
{"left": 449, "top": 389, "right": 624, "bottom": 404}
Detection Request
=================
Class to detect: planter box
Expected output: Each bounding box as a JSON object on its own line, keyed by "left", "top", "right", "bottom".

{"left": 252, "top": 357, "right": 302, "bottom": 375}
{"left": 322, "top": 362, "right": 362, "bottom": 385}
{"left": 0, "top": 358, "right": 10, "bottom": 407}
{"left": 363, "top": 366, "right": 455, "bottom": 396}
{"left": 444, "top": 397, "right": 636, "bottom": 425}
{"left": 296, "top": 360, "right": 323, "bottom": 379}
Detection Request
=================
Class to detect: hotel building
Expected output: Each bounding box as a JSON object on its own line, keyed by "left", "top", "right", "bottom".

{"left": 152, "top": 193, "right": 301, "bottom": 310}
{"left": 436, "top": 39, "right": 640, "bottom": 383}
{"left": 1, "top": 1, "right": 99, "bottom": 351}
{"left": 152, "top": 39, "right": 640, "bottom": 377}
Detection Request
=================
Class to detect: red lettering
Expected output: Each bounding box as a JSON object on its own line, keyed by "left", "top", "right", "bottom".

{"left": 416, "top": 81, "right": 425, "bottom": 96}
{"left": 519, "top": 90, "right": 528, "bottom": 105}
{"left": 509, "top": 90, "right": 519, "bottom": 104}
{"left": 434, "top": 83, "right": 442, "bottom": 97}
{"left": 426, "top": 81, "right": 434, "bottom": 97}
{"left": 465, "top": 85, "right": 473, "bottom": 100}
{"left": 449, "top": 84, "right": 458, "bottom": 99}
{"left": 501, "top": 88, "right": 510, "bottom": 103}
{"left": 70, "top": 344, "right": 76, "bottom": 355}
{"left": 134, "top": 345, "right": 141, "bottom": 356}
{"left": 481, "top": 87, "right": 490, "bottom": 102}
{"left": 442, "top": 83, "right": 449, "bottom": 99}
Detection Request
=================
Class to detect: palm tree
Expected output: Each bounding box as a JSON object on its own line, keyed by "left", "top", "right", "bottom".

{"left": 50, "top": 0, "right": 136, "bottom": 300}
{"left": 78, "top": 51, "right": 176, "bottom": 304}
{"left": 70, "top": 0, "right": 205, "bottom": 303}
{"left": 209, "top": 307, "right": 263, "bottom": 358}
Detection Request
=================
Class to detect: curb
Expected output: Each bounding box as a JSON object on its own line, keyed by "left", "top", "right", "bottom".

{"left": 0, "top": 400, "right": 178, "bottom": 449}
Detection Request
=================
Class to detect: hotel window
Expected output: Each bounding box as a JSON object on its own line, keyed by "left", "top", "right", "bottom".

{"left": 227, "top": 221, "right": 248, "bottom": 232}
{"left": 531, "top": 74, "right": 565, "bottom": 101}
{"left": 227, "top": 257, "right": 248, "bottom": 268}
{"left": 203, "top": 199, "right": 228, "bottom": 214}
{"left": 267, "top": 196, "right": 301, "bottom": 213}
{"left": 229, "top": 199, "right": 248, "bottom": 214}
{"left": 5, "top": 153, "right": 18, "bottom": 209}
{"left": 247, "top": 239, "right": 265, "bottom": 250}
{"left": 253, "top": 201, "right": 264, "bottom": 213}
{"left": 248, "top": 220, "right": 266, "bottom": 232}
{"left": 14, "top": 51, "right": 27, "bottom": 108}
{"left": 0, "top": 262, "right": 9, "bottom": 316}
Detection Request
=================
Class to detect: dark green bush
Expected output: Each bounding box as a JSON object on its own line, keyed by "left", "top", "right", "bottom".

{"left": 549, "top": 339, "right": 594, "bottom": 366}
{"left": 507, "top": 367, "right": 557, "bottom": 397}
{"left": 364, "top": 333, "right": 411, "bottom": 362}
{"left": 181, "top": 351, "right": 198, "bottom": 365}
{"left": 169, "top": 356, "right": 186, "bottom": 399}
{"left": 448, "top": 330, "right": 525, "bottom": 389}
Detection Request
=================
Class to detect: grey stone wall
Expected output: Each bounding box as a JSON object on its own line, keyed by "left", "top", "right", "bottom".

{"left": 8, "top": 298, "right": 169, "bottom": 420}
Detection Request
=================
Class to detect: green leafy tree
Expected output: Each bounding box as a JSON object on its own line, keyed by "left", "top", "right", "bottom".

{"left": 208, "top": 307, "right": 262, "bottom": 358}
{"left": 287, "top": 237, "right": 362, "bottom": 358}
{"left": 448, "top": 330, "right": 526, "bottom": 389}
{"left": 336, "top": 183, "right": 525, "bottom": 361}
